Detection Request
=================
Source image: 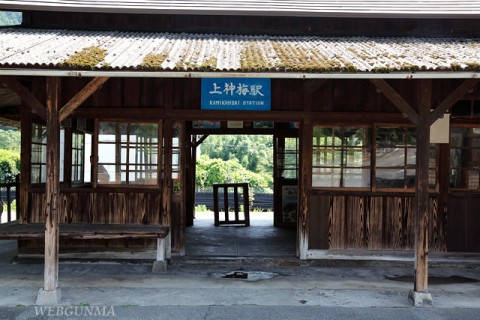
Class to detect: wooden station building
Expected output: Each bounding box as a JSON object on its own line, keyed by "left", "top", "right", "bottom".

{"left": 0, "top": 0, "right": 479, "bottom": 305}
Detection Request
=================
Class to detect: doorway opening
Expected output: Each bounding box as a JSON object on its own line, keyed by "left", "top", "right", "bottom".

{"left": 184, "top": 123, "right": 299, "bottom": 258}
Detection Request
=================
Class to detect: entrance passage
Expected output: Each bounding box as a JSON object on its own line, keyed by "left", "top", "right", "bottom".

{"left": 186, "top": 212, "right": 296, "bottom": 257}
{"left": 184, "top": 125, "right": 299, "bottom": 257}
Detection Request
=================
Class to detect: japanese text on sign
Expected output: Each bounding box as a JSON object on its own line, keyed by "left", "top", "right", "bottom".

{"left": 201, "top": 78, "right": 271, "bottom": 110}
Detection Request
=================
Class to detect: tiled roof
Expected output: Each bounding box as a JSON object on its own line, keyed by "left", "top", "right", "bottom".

{"left": 1, "top": 28, "right": 480, "bottom": 73}
{"left": 1, "top": 0, "right": 479, "bottom": 18}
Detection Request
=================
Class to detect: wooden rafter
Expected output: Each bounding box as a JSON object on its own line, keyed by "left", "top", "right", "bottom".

{"left": 369, "top": 79, "right": 419, "bottom": 125}
{"left": 0, "top": 76, "right": 46, "bottom": 120}
{"left": 428, "top": 78, "right": 480, "bottom": 125}
{"left": 59, "top": 77, "right": 109, "bottom": 122}
{"left": 194, "top": 135, "right": 209, "bottom": 147}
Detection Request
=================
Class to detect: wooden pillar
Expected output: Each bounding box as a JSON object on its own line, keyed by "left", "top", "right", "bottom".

{"left": 297, "top": 118, "right": 312, "bottom": 259}
{"left": 19, "top": 105, "right": 32, "bottom": 224}
{"left": 162, "top": 119, "right": 173, "bottom": 258}
{"left": 410, "top": 79, "right": 433, "bottom": 306}
{"left": 37, "top": 77, "right": 62, "bottom": 304}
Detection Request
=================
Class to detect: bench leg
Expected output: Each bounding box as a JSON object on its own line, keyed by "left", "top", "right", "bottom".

{"left": 152, "top": 238, "right": 167, "bottom": 273}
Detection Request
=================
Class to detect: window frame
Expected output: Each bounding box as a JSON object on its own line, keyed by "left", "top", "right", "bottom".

{"left": 311, "top": 123, "right": 438, "bottom": 193}
{"left": 312, "top": 125, "right": 372, "bottom": 190}
{"left": 449, "top": 125, "right": 480, "bottom": 192}
{"left": 95, "top": 119, "right": 162, "bottom": 188}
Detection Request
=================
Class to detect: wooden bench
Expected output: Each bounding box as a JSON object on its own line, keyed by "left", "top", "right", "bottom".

{"left": 0, "top": 222, "right": 170, "bottom": 272}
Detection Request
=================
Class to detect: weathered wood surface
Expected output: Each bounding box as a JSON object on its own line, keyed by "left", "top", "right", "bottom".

{"left": 59, "top": 77, "right": 109, "bottom": 122}
{"left": 413, "top": 79, "right": 432, "bottom": 293}
{"left": 25, "top": 12, "right": 480, "bottom": 37}
{"left": 0, "top": 222, "right": 169, "bottom": 240}
{"left": 30, "top": 191, "right": 163, "bottom": 225}
{"left": 309, "top": 194, "right": 444, "bottom": 251}
{"left": 44, "top": 76, "right": 61, "bottom": 291}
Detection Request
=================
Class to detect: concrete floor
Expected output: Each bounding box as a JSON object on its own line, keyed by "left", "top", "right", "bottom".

{"left": 186, "top": 212, "right": 296, "bottom": 257}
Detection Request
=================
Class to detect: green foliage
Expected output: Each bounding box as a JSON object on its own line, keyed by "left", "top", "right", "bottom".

{"left": 194, "top": 204, "right": 210, "bottom": 212}
{"left": 199, "top": 135, "right": 273, "bottom": 188}
{"left": 0, "top": 12, "right": 21, "bottom": 26}
{"left": 2, "top": 199, "right": 16, "bottom": 213}
{"left": 0, "top": 149, "right": 20, "bottom": 184}
{"left": 196, "top": 155, "right": 271, "bottom": 192}
{"left": 0, "top": 128, "right": 21, "bottom": 152}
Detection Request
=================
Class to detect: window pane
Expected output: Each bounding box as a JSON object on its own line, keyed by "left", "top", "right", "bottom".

{"left": 344, "top": 168, "right": 370, "bottom": 188}
{"left": 98, "top": 143, "right": 117, "bottom": 164}
{"left": 84, "top": 133, "right": 92, "bottom": 183}
{"left": 343, "top": 128, "right": 370, "bottom": 147}
{"left": 406, "top": 148, "right": 416, "bottom": 166}
{"left": 406, "top": 169, "right": 416, "bottom": 188}
{"left": 376, "top": 168, "right": 405, "bottom": 188}
{"left": 376, "top": 128, "right": 404, "bottom": 146}
{"left": 345, "top": 149, "right": 370, "bottom": 167}
{"left": 130, "top": 123, "right": 158, "bottom": 143}
{"left": 98, "top": 164, "right": 114, "bottom": 183}
{"left": 98, "top": 122, "right": 159, "bottom": 185}
{"left": 31, "top": 165, "right": 41, "bottom": 183}
{"left": 312, "top": 168, "right": 341, "bottom": 187}
{"left": 376, "top": 148, "right": 405, "bottom": 167}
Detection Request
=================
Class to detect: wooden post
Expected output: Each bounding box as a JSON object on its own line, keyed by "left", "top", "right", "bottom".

{"left": 297, "top": 118, "right": 312, "bottom": 259}
{"left": 19, "top": 105, "right": 32, "bottom": 224}
{"left": 162, "top": 120, "right": 173, "bottom": 259}
{"left": 409, "top": 79, "right": 433, "bottom": 306}
{"left": 36, "top": 77, "right": 62, "bottom": 304}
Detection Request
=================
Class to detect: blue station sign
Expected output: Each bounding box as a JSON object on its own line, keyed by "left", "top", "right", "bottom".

{"left": 201, "top": 78, "right": 271, "bottom": 111}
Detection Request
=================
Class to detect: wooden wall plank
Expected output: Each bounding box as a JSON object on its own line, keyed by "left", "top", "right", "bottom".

{"left": 367, "top": 196, "right": 383, "bottom": 249}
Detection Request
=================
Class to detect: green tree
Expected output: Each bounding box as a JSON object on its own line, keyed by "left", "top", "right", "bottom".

{"left": 196, "top": 155, "right": 271, "bottom": 192}
{"left": 0, "top": 128, "right": 21, "bottom": 152}
{"left": 199, "top": 135, "right": 274, "bottom": 187}
{"left": 0, "top": 149, "right": 20, "bottom": 184}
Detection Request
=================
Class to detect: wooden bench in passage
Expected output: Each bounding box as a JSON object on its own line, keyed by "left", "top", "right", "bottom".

{"left": 0, "top": 222, "right": 169, "bottom": 272}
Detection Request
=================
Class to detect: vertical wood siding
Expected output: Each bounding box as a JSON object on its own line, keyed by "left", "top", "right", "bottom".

{"left": 310, "top": 194, "right": 446, "bottom": 251}
{"left": 19, "top": 191, "right": 163, "bottom": 253}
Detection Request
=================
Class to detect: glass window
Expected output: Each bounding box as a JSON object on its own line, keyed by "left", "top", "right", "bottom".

{"left": 450, "top": 127, "right": 480, "bottom": 190}
{"left": 98, "top": 122, "right": 159, "bottom": 185}
{"left": 72, "top": 132, "right": 85, "bottom": 184}
{"left": 31, "top": 124, "right": 47, "bottom": 184}
{"left": 375, "top": 127, "right": 436, "bottom": 189}
{"left": 312, "top": 127, "right": 371, "bottom": 188}
{"left": 276, "top": 137, "right": 299, "bottom": 180}
{"left": 311, "top": 125, "right": 437, "bottom": 191}
{"left": 375, "top": 127, "right": 416, "bottom": 189}
{"left": 172, "top": 124, "right": 181, "bottom": 192}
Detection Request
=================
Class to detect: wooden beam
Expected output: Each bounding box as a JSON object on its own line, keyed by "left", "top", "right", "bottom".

{"left": 43, "top": 77, "right": 61, "bottom": 292}
{"left": 414, "top": 79, "right": 431, "bottom": 294}
{"left": 0, "top": 76, "right": 46, "bottom": 120}
{"left": 58, "top": 77, "right": 109, "bottom": 122}
{"left": 369, "top": 79, "right": 419, "bottom": 126}
{"left": 429, "top": 78, "right": 480, "bottom": 125}
{"left": 194, "top": 134, "right": 209, "bottom": 147}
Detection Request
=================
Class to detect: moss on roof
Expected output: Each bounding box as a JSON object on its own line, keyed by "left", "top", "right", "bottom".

{"left": 62, "top": 46, "right": 106, "bottom": 70}
{"left": 140, "top": 53, "right": 168, "bottom": 70}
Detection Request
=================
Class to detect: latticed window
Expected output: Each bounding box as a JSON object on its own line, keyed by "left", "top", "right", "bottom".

{"left": 71, "top": 132, "right": 85, "bottom": 184}
{"left": 450, "top": 127, "right": 480, "bottom": 190}
{"left": 312, "top": 125, "right": 437, "bottom": 190}
{"left": 375, "top": 127, "right": 436, "bottom": 190}
{"left": 31, "top": 124, "right": 47, "bottom": 183}
{"left": 312, "top": 127, "right": 371, "bottom": 188}
{"left": 97, "top": 122, "right": 159, "bottom": 185}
